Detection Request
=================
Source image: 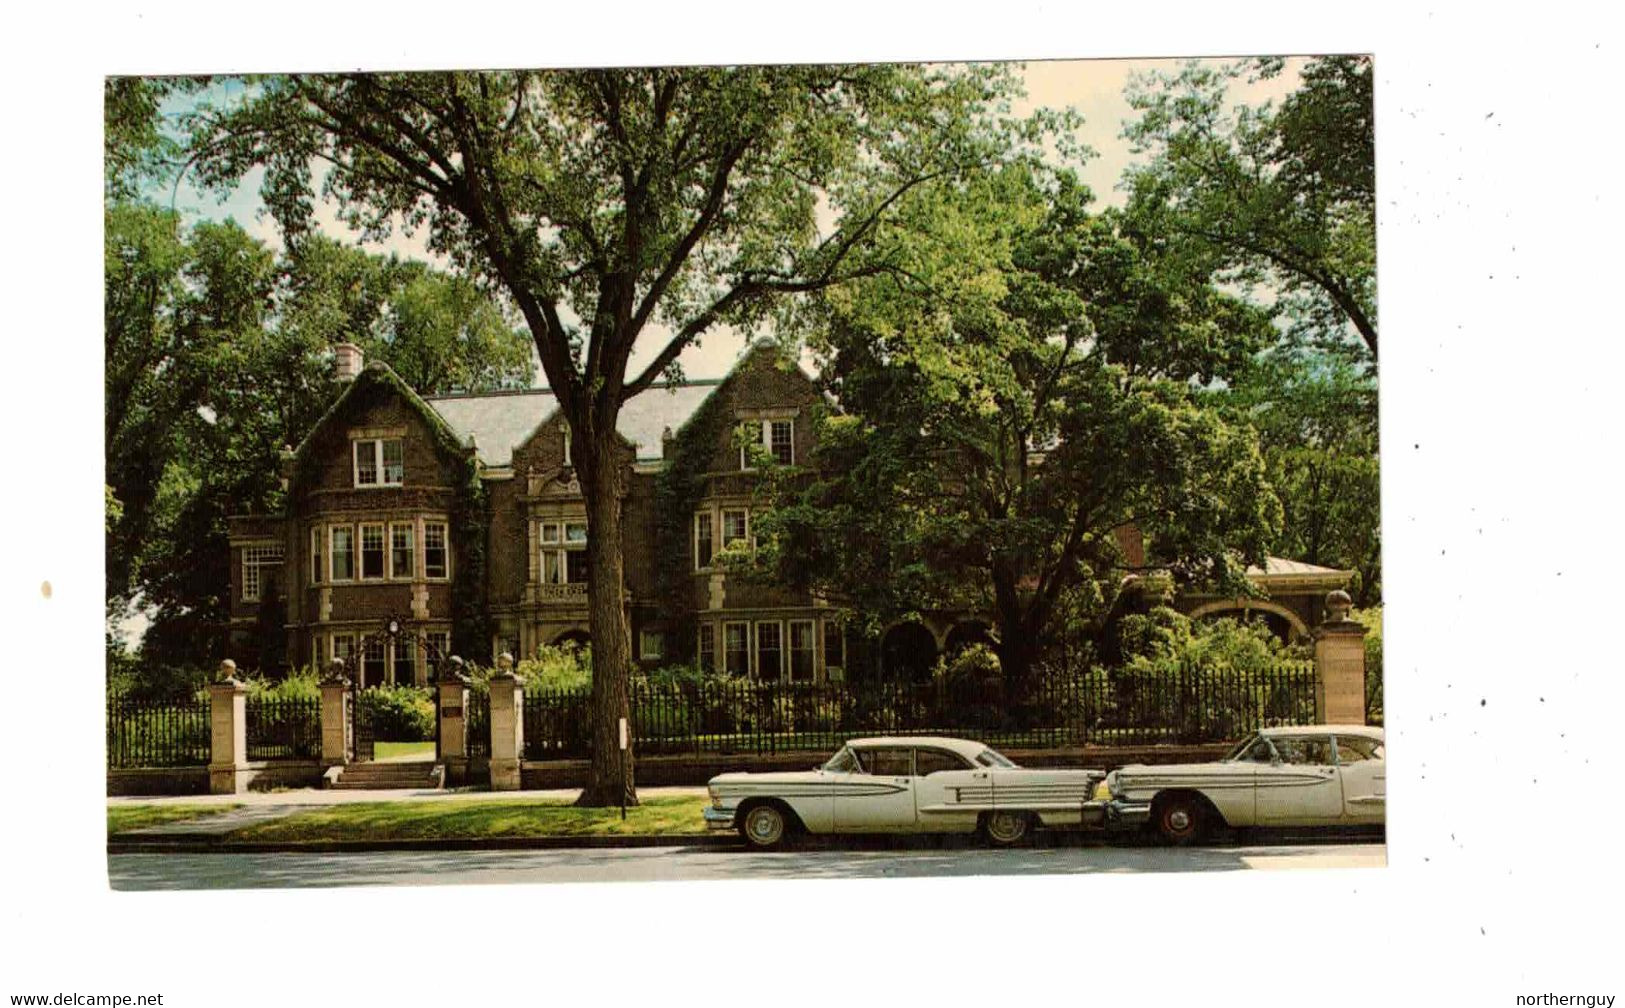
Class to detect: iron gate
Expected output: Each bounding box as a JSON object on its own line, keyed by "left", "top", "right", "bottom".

{"left": 347, "top": 614, "right": 446, "bottom": 764}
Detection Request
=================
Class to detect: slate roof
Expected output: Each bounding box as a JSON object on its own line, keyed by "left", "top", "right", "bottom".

{"left": 424, "top": 380, "right": 722, "bottom": 466}
{"left": 1246, "top": 557, "right": 1351, "bottom": 579}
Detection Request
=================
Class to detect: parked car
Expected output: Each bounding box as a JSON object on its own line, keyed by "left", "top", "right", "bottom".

{"left": 1105, "top": 724, "right": 1386, "bottom": 844}
{"left": 705, "top": 736, "right": 1107, "bottom": 850}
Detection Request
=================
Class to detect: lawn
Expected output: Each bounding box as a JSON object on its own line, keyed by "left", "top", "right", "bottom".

{"left": 228, "top": 795, "right": 708, "bottom": 843}
{"left": 107, "top": 803, "right": 241, "bottom": 836}
{"left": 374, "top": 740, "right": 437, "bottom": 760}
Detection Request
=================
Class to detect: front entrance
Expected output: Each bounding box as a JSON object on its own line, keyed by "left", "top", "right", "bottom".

{"left": 348, "top": 615, "right": 446, "bottom": 765}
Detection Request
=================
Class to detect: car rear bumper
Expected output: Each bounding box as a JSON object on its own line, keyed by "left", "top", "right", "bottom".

{"left": 703, "top": 806, "right": 738, "bottom": 831}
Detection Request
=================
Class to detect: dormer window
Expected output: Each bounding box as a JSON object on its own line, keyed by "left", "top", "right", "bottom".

{"left": 354, "top": 438, "right": 404, "bottom": 487}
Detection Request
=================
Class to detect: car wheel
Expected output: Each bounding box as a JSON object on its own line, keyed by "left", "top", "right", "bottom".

{"left": 1154, "top": 794, "right": 1206, "bottom": 846}
{"left": 982, "top": 810, "right": 1032, "bottom": 847}
{"left": 739, "top": 803, "right": 789, "bottom": 851}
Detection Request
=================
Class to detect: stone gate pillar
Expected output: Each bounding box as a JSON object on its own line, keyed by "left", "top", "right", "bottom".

{"left": 319, "top": 660, "right": 351, "bottom": 769}
{"left": 208, "top": 660, "right": 250, "bottom": 794}
{"left": 437, "top": 656, "right": 472, "bottom": 786}
{"left": 1313, "top": 589, "right": 1369, "bottom": 725}
{"left": 487, "top": 653, "right": 525, "bottom": 791}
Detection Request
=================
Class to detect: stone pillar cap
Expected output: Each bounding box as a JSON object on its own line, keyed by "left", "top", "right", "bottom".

{"left": 437, "top": 655, "right": 473, "bottom": 686}
{"left": 321, "top": 658, "right": 352, "bottom": 686}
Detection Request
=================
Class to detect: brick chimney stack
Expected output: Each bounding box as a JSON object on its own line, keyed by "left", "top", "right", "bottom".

{"left": 333, "top": 342, "right": 364, "bottom": 382}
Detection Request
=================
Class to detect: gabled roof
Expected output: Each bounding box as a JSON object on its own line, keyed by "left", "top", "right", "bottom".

{"left": 290, "top": 360, "right": 472, "bottom": 473}
{"left": 425, "top": 381, "right": 720, "bottom": 466}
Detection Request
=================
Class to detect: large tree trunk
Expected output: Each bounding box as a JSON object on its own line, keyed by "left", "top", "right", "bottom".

{"left": 573, "top": 420, "right": 638, "bottom": 808}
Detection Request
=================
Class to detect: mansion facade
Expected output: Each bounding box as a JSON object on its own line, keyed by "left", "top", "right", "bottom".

{"left": 226, "top": 341, "right": 1349, "bottom": 686}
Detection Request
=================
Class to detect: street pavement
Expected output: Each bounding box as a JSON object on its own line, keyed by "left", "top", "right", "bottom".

{"left": 108, "top": 838, "right": 1384, "bottom": 889}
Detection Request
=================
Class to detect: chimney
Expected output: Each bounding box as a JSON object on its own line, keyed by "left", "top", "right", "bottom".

{"left": 333, "top": 342, "right": 364, "bottom": 382}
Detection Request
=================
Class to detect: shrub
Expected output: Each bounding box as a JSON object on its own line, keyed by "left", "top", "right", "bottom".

{"left": 358, "top": 684, "right": 436, "bottom": 741}
{"left": 517, "top": 643, "right": 593, "bottom": 691}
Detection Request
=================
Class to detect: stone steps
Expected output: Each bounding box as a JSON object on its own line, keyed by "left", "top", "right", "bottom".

{"left": 330, "top": 761, "right": 443, "bottom": 790}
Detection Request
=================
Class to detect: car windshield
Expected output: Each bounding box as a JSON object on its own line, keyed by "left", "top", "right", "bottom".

{"left": 1224, "top": 735, "right": 1261, "bottom": 761}
{"left": 822, "top": 746, "right": 859, "bottom": 773}
{"left": 974, "top": 746, "right": 1017, "bottom": 768}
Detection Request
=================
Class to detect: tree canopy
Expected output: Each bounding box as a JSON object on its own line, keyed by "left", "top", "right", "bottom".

{"left": 1122, "top": 56, "right": 1375, "bottom": 362}
{"left": 748, "top": 165, "right": 1283, "bottom": 680}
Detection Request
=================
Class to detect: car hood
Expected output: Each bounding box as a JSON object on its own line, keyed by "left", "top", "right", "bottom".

{"left": 709, "top": 769, "right": 829, "bottom": 787}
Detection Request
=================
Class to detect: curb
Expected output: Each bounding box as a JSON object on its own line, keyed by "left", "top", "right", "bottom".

{"left": 107, "top": 832, "right": 737, "bottom": 855}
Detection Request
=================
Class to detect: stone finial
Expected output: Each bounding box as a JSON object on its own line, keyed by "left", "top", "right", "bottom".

{"left": 1324, "top": 589, "right": 1354, "bottom": 623}
{"left": 217, "top": 659, "right": 239, "bottom": 684}
{"left": 437, "top": 655, "right": 471, "bottom": 685}
{"left": 322, "top": 657, "right": 350, "bottom": 685}
{"left": 490, "top": 651, "right": 518, "bottom": 681}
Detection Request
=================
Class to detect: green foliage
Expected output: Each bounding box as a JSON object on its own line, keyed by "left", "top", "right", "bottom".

{"left": 1115, "top": 606, "right": 1301, "bottom": 675}
{"left": 241, "top": 668, "right": 322, "bottom": 702}
{"left": 1354, "top": 605, "right": 1383, "bottom": 724}
{"left": 753, "top": 163, "right": 1281, "bottom": 679}
{"left": 516, "top": 644, "right": 594, "bottom": 691}
{"left": 357, "top": 685, "right": 436, "bottom": 742}
{"left": 933, "top": 643, "right": 1003, "bottom": 688}
{"left": 1122, "top": 56, "right": 1376, "bottom": 361}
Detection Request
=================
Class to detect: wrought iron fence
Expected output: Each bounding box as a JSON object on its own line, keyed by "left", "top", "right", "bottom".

{"left": 466, "top": 690, "right": 490, "bottom": 759}
{"left": 518, "top": 662, "right": 1318, "bottom": 761}
{"left": 106, "top": 695, "right": 211, "bottom": 768}
{"left": 245, "top": 695, "right": 323, "bottom": 760}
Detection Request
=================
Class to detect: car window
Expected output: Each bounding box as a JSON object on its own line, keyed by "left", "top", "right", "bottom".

{"left": 1240, "top": 737, "right": 1276, "bottom": 763}
{"left": 974, "top": 747, "right": 1017, "bottom": 768}
{"left": 915, "top": 749, "right": 970, "bottom": 775}
{"left": 822, "top": 747, "right": 859, "bottom": 773}
{"left": 862, "top": 748, "right": 913, "bottom": 776}
{"left": 1334, "top": 736, "right": 1382, "bottom": 763}
{"left": 1274, "top": 736, "right": 1335, "bottom": 766}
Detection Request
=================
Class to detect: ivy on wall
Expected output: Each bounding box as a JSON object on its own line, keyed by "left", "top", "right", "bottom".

{"left": 653, "top": 383, "right": 735, "bottom": 664}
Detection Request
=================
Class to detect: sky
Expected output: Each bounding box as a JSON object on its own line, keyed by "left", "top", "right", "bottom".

{"left": 155, "top": 58, "right": 1303, "bottom": 383}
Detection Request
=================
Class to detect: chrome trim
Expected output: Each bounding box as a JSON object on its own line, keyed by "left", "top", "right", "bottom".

{"left": 1105, "top": 799, "right": 1152, "bottom": 829}
{"left": 703, "top": 806, "right": 738, "bottom": 830}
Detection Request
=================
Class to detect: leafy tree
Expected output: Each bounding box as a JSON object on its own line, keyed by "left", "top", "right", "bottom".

{"left": 182, "top": 66, "right": 1041, "bottom": 805}
{"left": 749, "top": 167, "right": 1282, "bottom": 682}
{"left": 1122, "top": 56, "right": 1375, "bottom": 361}
{"left": 1215, "top": 349, "right": 1381, "bottom": 604}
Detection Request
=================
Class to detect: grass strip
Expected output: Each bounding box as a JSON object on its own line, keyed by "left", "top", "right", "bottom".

{"left": 108, "top": 803, "right": 242, "bottom": 837}
{"left": 227, "top": 795, "right": 708, "bottom": 843}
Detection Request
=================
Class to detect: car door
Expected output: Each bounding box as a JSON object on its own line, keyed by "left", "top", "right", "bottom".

{"left": 832, "top": 746, "right": 918, "bottom": 832}
{"left": 911, "top": 747, "right": 981, "bottom": 832}
{"left": 1334, "top": 735, "right": 1386, "bottom": 823}
{"left": 1256, "top": 734, "right": 1345, "bottom": 825}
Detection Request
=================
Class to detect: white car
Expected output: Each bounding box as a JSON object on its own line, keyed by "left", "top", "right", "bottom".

{"left": 705, "top": 736, "right": 1107, "bottom": 849}
{"left": 1105, "top": 724, "right": 1386, "bottom": 844}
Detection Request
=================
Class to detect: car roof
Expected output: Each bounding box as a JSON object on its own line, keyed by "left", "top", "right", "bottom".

{"left": 846, "top": 736, "right": 990, "bottom": 758}
{"left": 1260, "top": 724, "right": 1384, "bottom": 740}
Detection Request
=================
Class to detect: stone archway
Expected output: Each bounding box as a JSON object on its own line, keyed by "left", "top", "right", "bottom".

{"left": 552, "top": 629, "right": 592, "bottom": 650}
{"left": 1187, "top": 599, "right": 1311, "bottom": 642}
{"left": 880, "top": 622, "right": 938, "bottom": 683}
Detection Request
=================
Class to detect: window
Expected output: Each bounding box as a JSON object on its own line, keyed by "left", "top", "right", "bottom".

{"left": 863, "top": 747, "right": 913, "bottom": 777}
{"left": 916, "top": 748, "right": 970, "bottom": 775}
{"left": 693, "top": 512, "right": 714, "bottom": 569}
{"left": 241, "top": 543, "right": 285, "bottom": 602}
{"left": 823, "top": 621, "right": 844, "bottom": 674}
{"left": 722, "top": 509, "right": 749, "bottom": 549}
{"left": 353, "top": 438, "right": 404, "bottom": 487}
{"left": 739, "top": 418, "right": 794, "bottom": 469}
{"left": 390, "top": 524, "right": 415, "bottom": 579}
{"left": 424, "top": 522, "right": 448, "bottom": 579}
{"left": 427, "top": 632, "right": 451, "bottom": 666}
{"left": 309, "top": 527, "right": 323, "bottom": 585}
{"left": 640, "top": 629, "right": 665, "bottom": 662}
{"left": 330, "top": 526, "right": 355, "bottom": 581}
{"left": 1335, "top": 736, "right": 1383, "bottom": 763}
{"left": 697, "top": 624, "right": 716, "bottom": 672}
{"left": 754, "top": 621, "right": 783, "bottom": 681}
{"left": 724, "top": 622, "right": 750, "bottom": 677}
{"left": 1273, "top": 736, "right": 1335, "bottom": 766}
{"left": 822, "top": 747, "right": 859, "bottom": 773}
{"left": 394, "top": 637, "right": 418, "bottom": 685}
{"left": 362, "top": 637, "right": 386, "bottom": 687}
{"left": 540, "top": 520, "right": 589, "bottom": 585}
{"left": 767, "top": 419, "right": 793, "bottom": 465}
{"left": 788, "top": 620, "right": 815, "bottom": 682}
{"left": 360, "top": 523, "right": 386, "bottom": 580}
{"left": 331, "top": 634, "right": 356, "bottom": 672}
